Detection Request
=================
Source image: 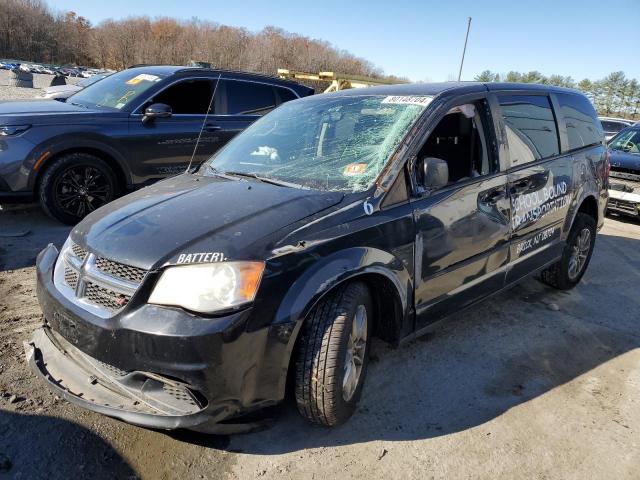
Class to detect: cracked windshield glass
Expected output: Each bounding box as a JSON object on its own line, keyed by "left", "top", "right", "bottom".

{"left": 203, "top": 95, "right": 431, "bottom": 192}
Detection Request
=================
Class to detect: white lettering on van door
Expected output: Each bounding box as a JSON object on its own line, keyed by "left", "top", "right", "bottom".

{"left": 511, "top": 181, "right": 569, "bottom": 229}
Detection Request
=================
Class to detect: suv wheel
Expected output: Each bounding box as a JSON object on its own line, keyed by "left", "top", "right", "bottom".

{"left": 541, "top": 213, "right": 596, "bottom": 290}
{"left": 294, "top": 281, "right": 372, "bottom": 427}
{"left": 38, "top": 153, "right": 117, "bottom": 225}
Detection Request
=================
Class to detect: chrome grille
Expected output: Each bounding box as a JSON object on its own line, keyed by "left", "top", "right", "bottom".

{"left": 608, "top": 198, "right": 638, "bottom": 215}
{"left": 85, "top": 282, "right": 131, "bottom": 311}
{"left": 96, "top": 257, "right": 146, "bottom": 283}
{"left": 64, "top": 267, "right": 78, "bottom": 289}
{"left": 71, "top": 243, "right": 88, "bottom": 260}
{"left": 54, "top": 240, "right": 147, "bottom": 318}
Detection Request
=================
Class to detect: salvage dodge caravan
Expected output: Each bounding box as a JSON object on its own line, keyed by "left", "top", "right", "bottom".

{"left": 26, "top": 83, "right": 608, "bottom": 433}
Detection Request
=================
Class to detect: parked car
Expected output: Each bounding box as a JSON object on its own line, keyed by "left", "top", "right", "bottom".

{"left": 599, "top": 116, "right": 634, "bottom": 141}
{"left": 25, "top": 82, "right": 608, "bottom": 433}
{"left": 606, "top": 125, "right": 640, "bottom": 219}
{"left": 0, "top": 66, "right": 313, "bottom": 223}
{"left": 40, "top": 72, "right": 111, "bottom": 100}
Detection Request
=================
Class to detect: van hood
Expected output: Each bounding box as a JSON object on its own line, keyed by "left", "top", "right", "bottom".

{"left": 72, "top": 174, "right": 344, "bottom": 270}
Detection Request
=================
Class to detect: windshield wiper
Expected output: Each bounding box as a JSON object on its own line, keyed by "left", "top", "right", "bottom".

{"left": 69, "top": 101, "right": 88, "bottom": 109}
{"left": 223, "top": 171, "right": 307, "bottom": 189}
{"left": 203, "top": 165, "right": 243, "bottom": 181}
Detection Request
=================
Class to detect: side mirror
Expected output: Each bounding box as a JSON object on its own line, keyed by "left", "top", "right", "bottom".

{"left": 422, "top": 157, "right": 449, "bottom": 190}
{"left": 142, "top": 103, "right": 172, "bottom": 123}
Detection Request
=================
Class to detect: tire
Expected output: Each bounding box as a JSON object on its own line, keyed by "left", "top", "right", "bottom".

{"left": 38, "top": 153, "right": 117, "bottom": 225}
{"left": 294, "top": 281, "right": 372, "bottom": 427}
{"left": 540, "top": 213, "right": 596, "bottom": 290}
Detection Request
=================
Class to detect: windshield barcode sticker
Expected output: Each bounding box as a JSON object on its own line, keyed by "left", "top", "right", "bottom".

{"left": 381, "top": 96, "right": 433, "bottom": 107}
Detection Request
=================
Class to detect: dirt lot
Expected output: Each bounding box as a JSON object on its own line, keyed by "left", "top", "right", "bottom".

{"left": 0, "top": 73, "right": 80, "bottom": 100}
{"left": 0, "top": 200, "right": 638, "bottom": 479}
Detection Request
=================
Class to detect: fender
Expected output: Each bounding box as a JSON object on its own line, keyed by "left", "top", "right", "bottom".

{"left": 26, "top": 133, "right": 132, "bottom": 190}
{"left": 275, "top": 247, "right": 411, "bottom": 327}
{"left": 268, "top": 246, "right": 413, "bottom": 399}
{"left": 563, "top": 175, "right": 601, "bottom": 239}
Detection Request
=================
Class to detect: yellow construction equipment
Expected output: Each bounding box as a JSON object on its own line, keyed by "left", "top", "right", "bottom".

{"left": 277, "top": 69, "right": 403, "bottom": 93}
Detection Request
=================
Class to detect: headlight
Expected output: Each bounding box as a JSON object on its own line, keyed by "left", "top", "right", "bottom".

{"left": 0, "top": 125, "right": 31, "bottom": 136}
{"left": 148, "top": 262, "right": 265, "bottom": 313}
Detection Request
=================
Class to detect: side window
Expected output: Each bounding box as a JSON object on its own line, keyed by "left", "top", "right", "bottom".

{"left": 220, "top": 80, "right": 276, "bottom": 115}
{"left": 274, "top": 87, "right": 298, "bottom": 105}
{"left": 152, "top": 79, "right": 214, "bottom": 114}
{"left": 557, "top": 93, "right": 603, "bottom": 151}
{"left": 416, "top": 99, "right": 499, "bottom": 186}
{"left": 601, "top": 121, "right": 626, "bottom": 133}
{"left": 498, "top": 95, "right": 560, "bottom": 166}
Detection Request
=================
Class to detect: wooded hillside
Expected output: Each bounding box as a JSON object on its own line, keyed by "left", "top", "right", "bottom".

{"left": 0, "top": 0, "right": 392, "bottom": 80}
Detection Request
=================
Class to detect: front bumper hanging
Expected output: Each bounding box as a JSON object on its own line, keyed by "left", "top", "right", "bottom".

{"left": 24, "top": 326, "right": 219, "bottom": 430}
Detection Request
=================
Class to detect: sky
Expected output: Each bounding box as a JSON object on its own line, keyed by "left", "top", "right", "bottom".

{"left": 47, "top": 0, "right": 639, "bottom": 82}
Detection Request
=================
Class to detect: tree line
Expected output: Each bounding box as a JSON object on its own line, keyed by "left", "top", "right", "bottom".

{"left": 0, "top": 0, "right": 399, "bottom": 81}
{"left": 475, "top": 70, "right": 640, "bottom": 120}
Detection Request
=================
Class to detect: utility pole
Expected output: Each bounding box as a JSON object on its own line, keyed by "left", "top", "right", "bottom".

{"left": 457, "top": 17, "right": 472, "bottom": 82}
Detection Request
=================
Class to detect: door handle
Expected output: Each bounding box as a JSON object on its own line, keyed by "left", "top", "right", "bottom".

{"left": 481, "top": 189, "right": 506, "bottom": 205}
{"left": 510, "top": 179, "right": 531, "bottom": 194}
{"left": 204, "top": 124, "right": 221, "bottom": 131}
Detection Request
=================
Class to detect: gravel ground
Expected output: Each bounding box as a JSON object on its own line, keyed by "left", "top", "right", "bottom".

{"left": 0, "top": 74, "right": 80, "bottom": 101}
{"left": 0, "top": 202, "right": 639, "bottom": 479}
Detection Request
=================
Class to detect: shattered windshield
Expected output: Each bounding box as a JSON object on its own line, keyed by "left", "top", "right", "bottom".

{"left": 203, "top": 94, "right": 431, "bottom": 192}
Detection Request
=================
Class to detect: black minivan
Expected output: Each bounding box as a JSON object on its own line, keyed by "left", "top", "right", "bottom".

{"left": 0, "top": 66, "right": 312, "bottom": 223}
{"left": 26, "top": 82, "right": 608, "bottom": 433}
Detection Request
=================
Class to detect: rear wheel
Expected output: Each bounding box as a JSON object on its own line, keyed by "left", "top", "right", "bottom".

{"left": 38, "top": 153, "right": 117, "bottom": 225}
{"left": 540, "top": 213, "right": 596, "bottom": 290}
{"left": 294, "top": 281, "right": 372, "bottom": 427}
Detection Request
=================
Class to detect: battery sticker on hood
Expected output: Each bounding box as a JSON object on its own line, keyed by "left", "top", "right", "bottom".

{"left": 176, "top": 252, "right": 227, "bottom": 264}
{"left": 381, "top": 95, "right": 433, "bottom": 107}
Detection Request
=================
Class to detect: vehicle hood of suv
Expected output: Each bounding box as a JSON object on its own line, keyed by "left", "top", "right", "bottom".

{"left": 72, "top": 174, "right": 344, "bottom": 270}
{"left": 0, "top": 99, "right": 104, "bottom": 125}
{"left": 609, "top": 149, "right": 640, "bottom": 172}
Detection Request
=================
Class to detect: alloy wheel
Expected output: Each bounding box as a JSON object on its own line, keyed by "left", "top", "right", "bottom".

{"left": 343, "top": 304, "right": 368, "bottom": 402}
{"left": 54, "top": 165, "right": 112, "bottom": 218}
{"left": 568, "top": 227, "right": 591, "bottom": 280}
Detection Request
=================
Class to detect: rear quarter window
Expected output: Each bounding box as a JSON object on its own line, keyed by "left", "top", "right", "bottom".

{"left": 557, "top": 93, "right": 603, "bottom": 151}
{"left": 498, "top": 94, "right": 560, "bottom": 167}
{"left": 221, "top": 80, "right": 276, "bottom": 115}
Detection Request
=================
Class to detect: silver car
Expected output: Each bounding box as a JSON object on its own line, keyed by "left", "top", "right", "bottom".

{"left": 40, "top": 73, "right": 111, "bottom": 100}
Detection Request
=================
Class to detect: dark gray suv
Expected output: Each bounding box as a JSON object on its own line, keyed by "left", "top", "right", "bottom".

{"left": 0, "top": 66, "right": 312, "bottom": 223}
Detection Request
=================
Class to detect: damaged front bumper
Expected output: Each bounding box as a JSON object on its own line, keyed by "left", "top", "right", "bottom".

{"left": 25, "top": 244, "right": 296, "bottom": 434}
{"left": 608, "top": 182, "right": 640, "bottom": 217}
{"left": 25, "top": 326, "right": 217, "bottom": 430}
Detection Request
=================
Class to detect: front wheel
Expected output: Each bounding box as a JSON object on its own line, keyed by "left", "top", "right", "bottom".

{"left": 294, "top": 281, "right": 372, "bottom": 427}
{"left": 541, "top": 213, "right": 596, "bottom": 290}
{"left": 38, "top": 153, "right": 117, "bottom": 225}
